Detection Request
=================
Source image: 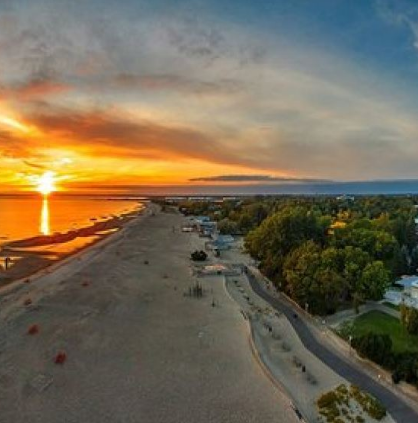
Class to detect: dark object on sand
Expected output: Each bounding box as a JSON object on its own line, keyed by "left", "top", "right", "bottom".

{"left": 55, "top": 352, "right": 67, "bottom": 365}
{"left": 144, "top": 260, "right": 149, "bottom": 265}
{"left": 24, "top": 298, "right": 32, "bottom": 306}
{"left": 4, "top": 256, "right": 11, "bottom": 270}
{"left": 27, "top": 324, "right": 39, "bottom": 335}
{"left": 188, "top": 282, "right": 204, "bottom": 298}
{"left": 24, "top": 279, "right": 31, "bottom": 284}
{"left": 293, "top": 313, "right": 298, "bottom": 319}
{"left": 81, "top": 280, "right": 89, "bottom": 287}
{"left": 191, "top": 250, "right": 207, "bottom": 261}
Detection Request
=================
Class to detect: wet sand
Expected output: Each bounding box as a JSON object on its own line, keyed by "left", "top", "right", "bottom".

{"left": 0, "top": 210, "right": 141, "bottom": 287}
{"left": 0, "top": 206, "right": 298, "bottom": 423}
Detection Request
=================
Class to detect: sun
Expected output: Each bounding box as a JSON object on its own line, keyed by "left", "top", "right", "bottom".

{"left": 36, "top": 171, "right": 56, "bottom": 196}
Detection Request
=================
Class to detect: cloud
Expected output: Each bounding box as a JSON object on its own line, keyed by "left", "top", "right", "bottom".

{"left": 25, "top": 107, "right": 247, "bottom": 166}
{"left": 1, "top": 1, "right": 418, "bottom": 185}
{"left": 23, "top": 160, "right": 46, "bottom": 169}
{"left": 376, "top": 0, "right": 418, "bottom": 49}
{"left": 189, "top": 174, "right": 331, "bottom": 183}
{"left": 112, "top": 73, "right": 242, "bottom": 96}
{"left": 0, "top": 129, "right": 34, "bottom": 159}
{"left": 0, "top": 77, "right": 70, "bottom": 101}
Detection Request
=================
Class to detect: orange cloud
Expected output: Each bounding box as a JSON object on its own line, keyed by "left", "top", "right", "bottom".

{"left": 0, "top": 78, "right": 70, "bottom": 101}
{"left": 26, "top": 108, "right": 245, "bottom": 166}
{"left": 0, "top": 105, "right": 274, "bottom": 191}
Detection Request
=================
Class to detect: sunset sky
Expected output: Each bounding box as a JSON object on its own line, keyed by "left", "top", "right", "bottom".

{"left": 1, "top": 0, "right": 418, "bottom": 193}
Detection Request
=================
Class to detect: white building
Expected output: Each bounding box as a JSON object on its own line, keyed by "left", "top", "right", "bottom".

{"left": 384, "top": 275, "right": 418, "bottom": 309}
{"left": 395, "top": 276, "right": 418, "bottom": 293}
{"left": 411, "top": 281, "right": 418, "bottom": 300}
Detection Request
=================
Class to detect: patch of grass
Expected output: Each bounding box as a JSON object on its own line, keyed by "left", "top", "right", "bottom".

{"left": 351, "top": 311, "right": 418, "bottom": 354}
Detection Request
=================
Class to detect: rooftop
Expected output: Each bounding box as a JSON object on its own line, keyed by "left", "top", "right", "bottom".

{"left": 396, "top": 276, "right": 418, "bottom": 289}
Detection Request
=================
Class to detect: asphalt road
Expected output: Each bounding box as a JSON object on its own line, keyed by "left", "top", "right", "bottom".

{"left": 245, "top": 270, "right": 418, "bottom": 423}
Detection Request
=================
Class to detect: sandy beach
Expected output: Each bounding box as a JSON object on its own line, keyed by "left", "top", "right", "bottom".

{"left": 0, "top": 205, "right": 299, "bottom": 423}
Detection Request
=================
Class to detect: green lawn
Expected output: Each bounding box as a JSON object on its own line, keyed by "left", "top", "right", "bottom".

{"left": 351, "top": 311, "right": 418, "bottom": 354}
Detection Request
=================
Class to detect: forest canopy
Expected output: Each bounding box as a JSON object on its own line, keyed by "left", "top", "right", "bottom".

{"left": 178, "top": 196, "right": 418, "bottom": 315}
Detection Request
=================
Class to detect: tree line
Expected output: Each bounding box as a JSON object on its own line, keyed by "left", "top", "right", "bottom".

{"left": 176, "top": 196, "right": 418, "bottom": 314}
{"left": 242, "top": 198, "right": 418, "bottom": 315}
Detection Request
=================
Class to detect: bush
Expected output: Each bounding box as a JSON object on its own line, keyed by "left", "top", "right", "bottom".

{"left": 317, "top": 384, "right": 386, "bottom": 422}
{"left": 350, "top": 385, "right": 386, "bottom": 421}
{"left": 317, "top": 391, "right": 338, "bottom": 409}
{"left": 191, "top": 250, "right": 208, "bottom": 261}
{"left": 352, "top": 332, "right": 392, "bottom": 367}
{"left": 391, "top": 352, "right": 418, "bottom": 385}
{"left": 391, "top": 371, "right": 402, "bottom": 384}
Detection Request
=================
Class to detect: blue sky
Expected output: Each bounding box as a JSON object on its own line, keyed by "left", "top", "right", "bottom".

{"left": 1, "top": 0, "right": 418, "bottom": 189}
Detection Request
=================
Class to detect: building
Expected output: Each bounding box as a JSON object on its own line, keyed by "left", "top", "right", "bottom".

{"left": 384, "top": 275, "right": 418, "bottom": 309}
{"left": 216, "top": 234, "right": 234, "bottom": 244}
{"left": 193, "top": 216, "right": 211, "bottom": 224}
{"left": 336, "top": 195, "right": 355, "bottom": 201}
{"left": 411, "top": 281, "right": 418, "bottom": 300}
{"left": 395, "top": 275, "right": 418, "bottom": 293}
{"left": 205, "top": 234, "right": 235, "bottom": 254}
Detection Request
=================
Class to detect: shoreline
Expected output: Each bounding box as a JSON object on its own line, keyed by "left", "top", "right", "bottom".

{"left": 0, "top": 204, "right": 146, "bottom": 289}
{"left": 0, "top": 204, "right": 151, "bottom": 325}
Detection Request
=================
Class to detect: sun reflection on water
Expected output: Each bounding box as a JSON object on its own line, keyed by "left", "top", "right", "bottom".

{"left": 40, "top": 195, "right": 50, "bottom": 235}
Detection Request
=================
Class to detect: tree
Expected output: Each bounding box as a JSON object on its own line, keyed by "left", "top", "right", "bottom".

{"left": 217, "top": 218, "right": 239, "bottom": 235}
{"left": 359, "top": 261, "right": 391, "bottom": 301}
{"left": 313, "top": 267, "right": 345, "bottom": 314}
{"left": 352, "top": 332, "right": 392, "bottom": 366}
{"left": 391, "top": 352, "right": 418, "bottom": 385}
{"left": 410, "top": 247, "right": 418, "bottom": 274}
{"left": 283, "top": 241, "right": 321, "bottom": 307}
{"left": 400, "top": 305, "right": 418, "bottom": 335}
{"left": 342, "top": 246, "right": 371, "bottom": 297}
{"left": 245, "top": 206, "right": 327, "bottom": 282}
{"left": 283, "top": 242, "right": 345, "bottom": 314}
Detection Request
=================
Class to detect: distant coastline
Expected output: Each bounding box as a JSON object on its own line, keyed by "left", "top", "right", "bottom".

{"left": 3, "top": 180, "right": 416, "bottom": 197}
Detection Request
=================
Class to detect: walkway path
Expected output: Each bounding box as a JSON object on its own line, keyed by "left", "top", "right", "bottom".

{"left": 245, "top": 268, "right": 418, "bottom": 422}
{"left": 325, "top": 302, "right": 400, "bottom": 328}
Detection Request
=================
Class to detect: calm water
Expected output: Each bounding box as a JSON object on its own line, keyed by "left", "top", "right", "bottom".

{"left": 0, "top": 195, "right": 143, "bottom": 245}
